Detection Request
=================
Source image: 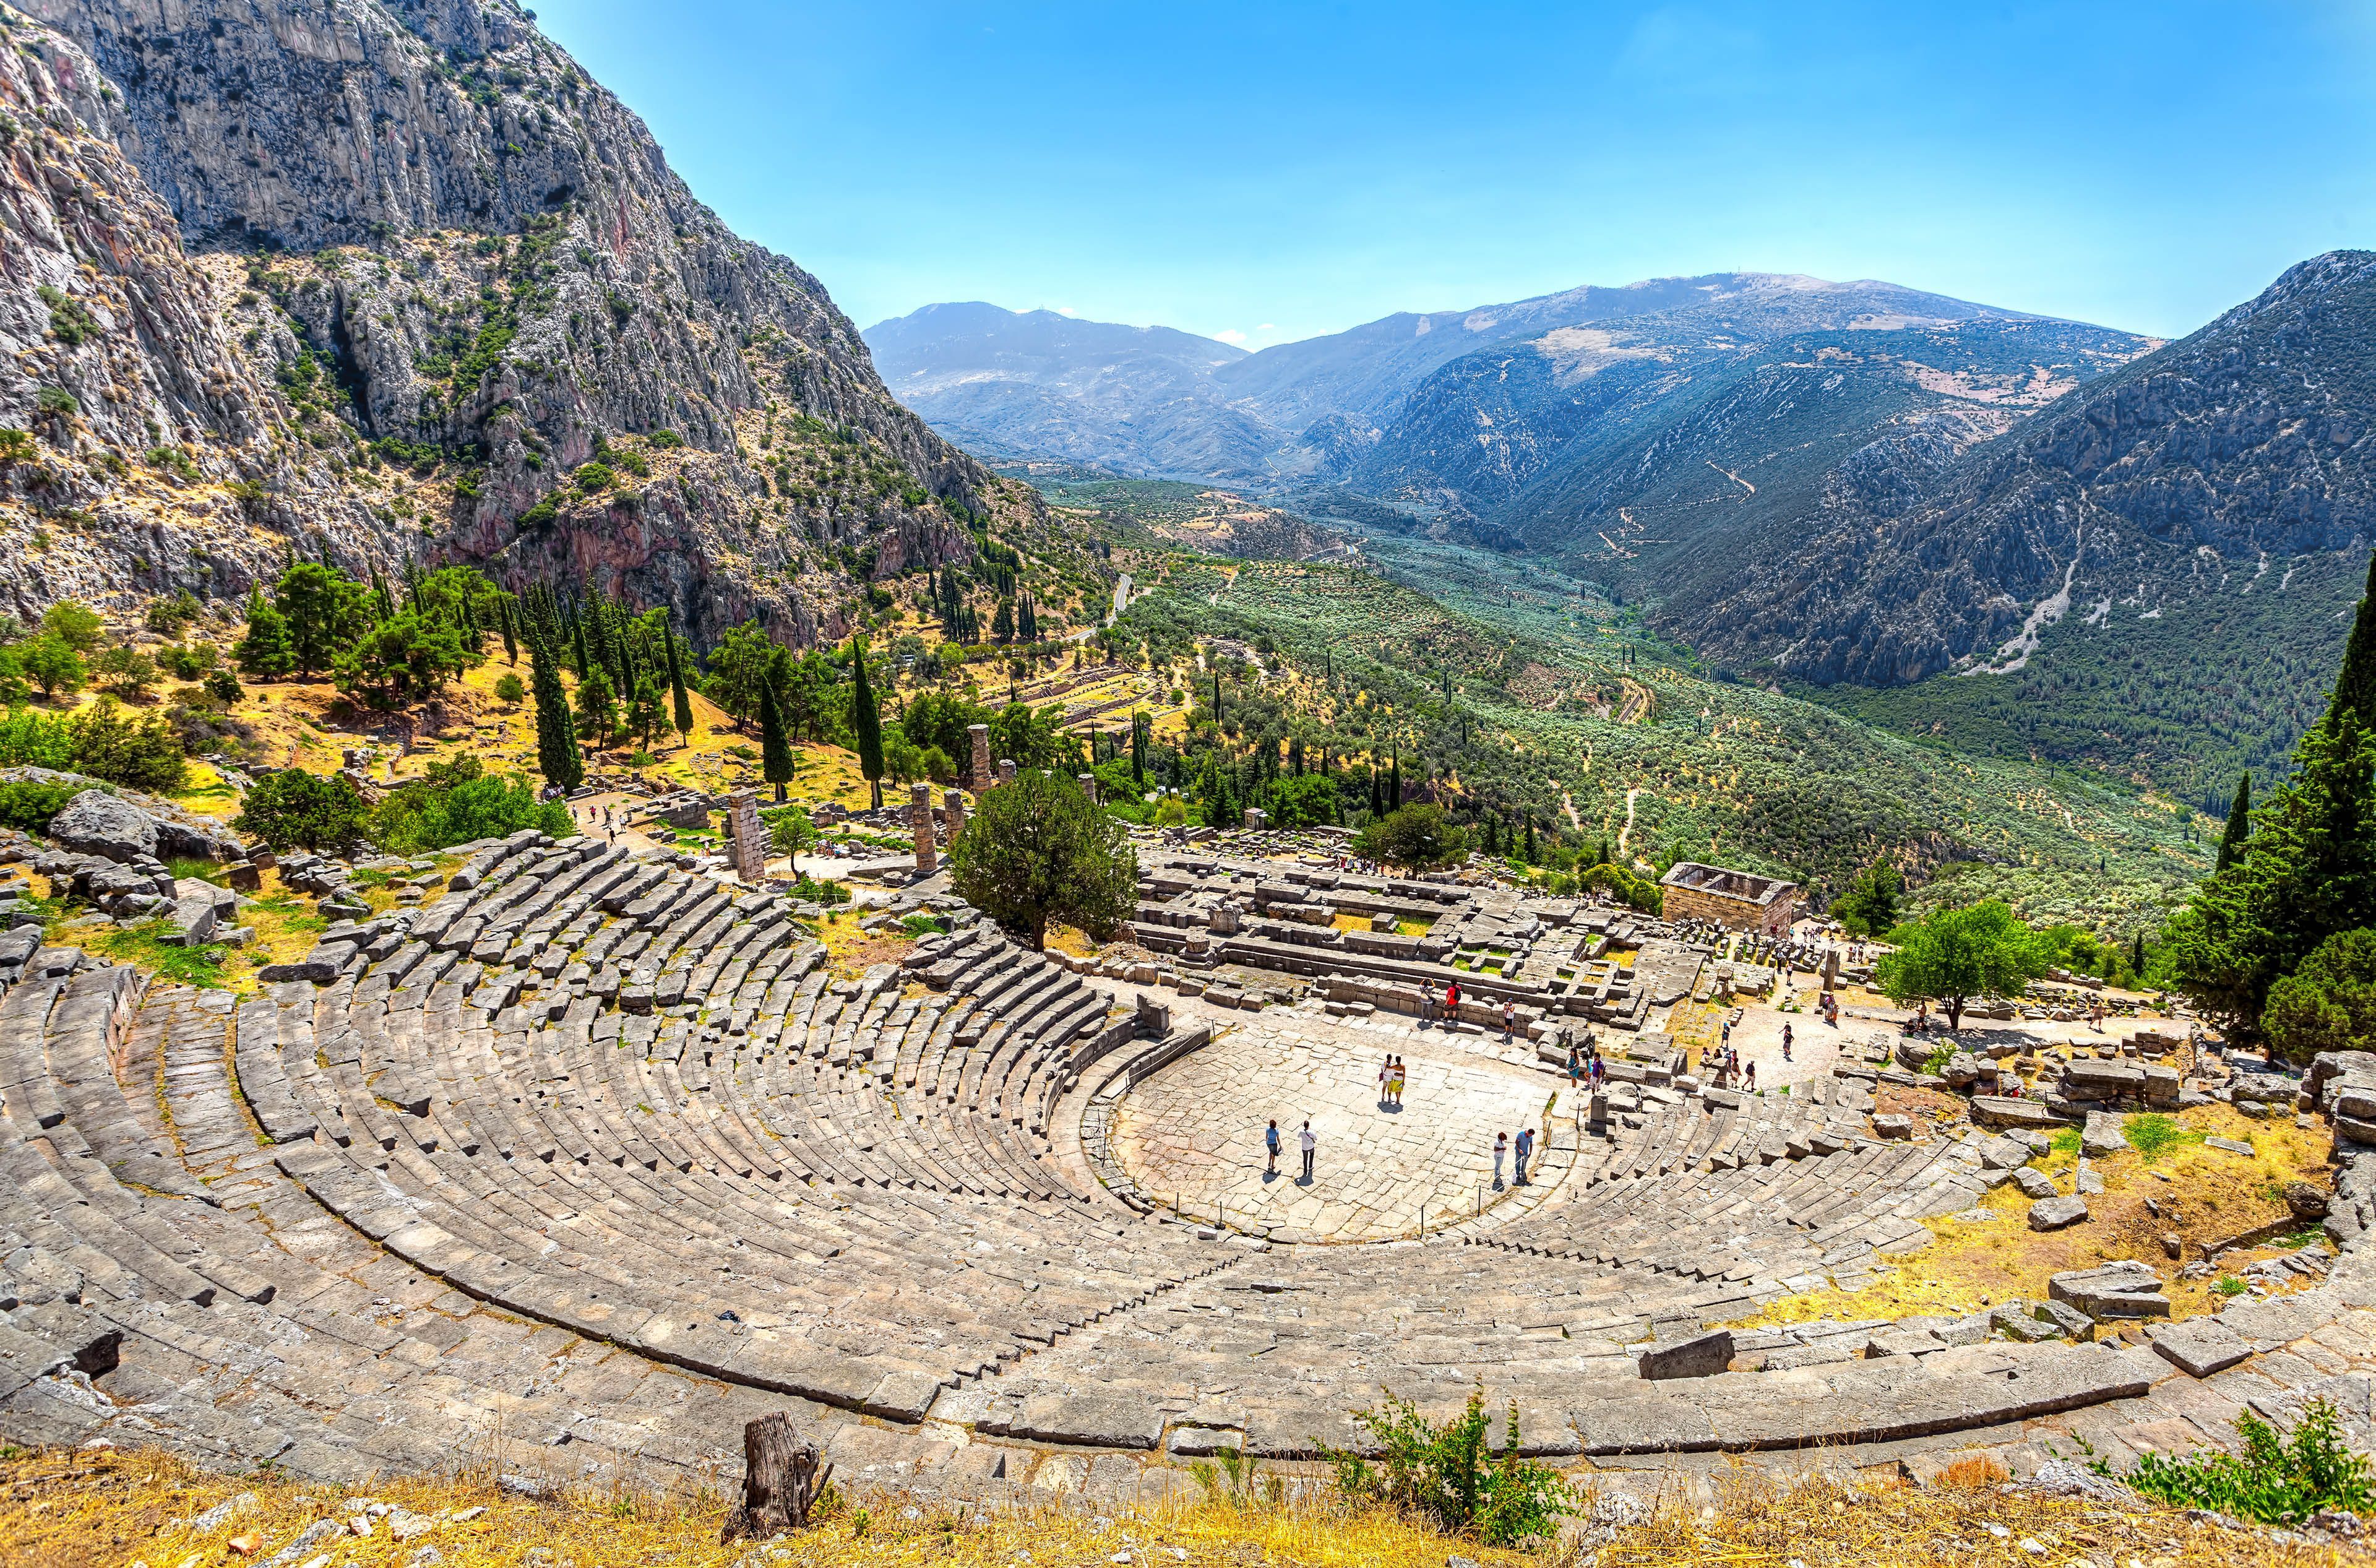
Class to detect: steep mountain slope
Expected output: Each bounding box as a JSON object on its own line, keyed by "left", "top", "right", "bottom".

{"left": 1663, "top": 251, "right": 2376, "bottom": 687}
{"left": 0, "top": 0, "right": 1065, "bottom": 644}
{"left": 863, "top": 302, "right": 1265, "bottom": 480}
{"left": 1355, "top": 317, "right": 2140, "bottom": 586}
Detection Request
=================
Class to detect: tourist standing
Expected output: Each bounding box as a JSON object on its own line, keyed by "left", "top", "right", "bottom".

{"left": 1514, "top": 1124, "right": 1534, "bottom": 1185}
{"left": 1265, "top": 1119, "right": 1280, "bottom": 1176}
{"left": 1446, "top": 980, "right": 1461, "bottom": 1022}
{"left": 1745, "top": 1060, "right": 1758, "bottom": 1092}
{"left": 1502, "top": 1001, "right": 1515, "bottom": 1041}
{"left": 1299, "top": 1121, "right": 1316, "bottom": 1182}
{"left": 1389, "top": 1056, "right": 1406, "bottom": 1108}
{"left": 1379, "top": 1055, "right": 1393, "bottom": 1105}
{"left": 1782, "top": 1023, "right": 1794, "bottom": 1063}
{"left": 1493, "top": 1131, "right": 1508, "bottom": 1188}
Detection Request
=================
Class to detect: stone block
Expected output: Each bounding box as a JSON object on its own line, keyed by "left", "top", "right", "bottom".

{"left": 2049, "top": 1260, "right": 2171, "bottom": 1319}
{"left": 1871, "top": 1114, "right": 1913, "bottom": 1140}
{"left": 2147, "top": 1316, "right": 2252, "bottom": 1379}
{"left": 2032, "top": 1298, "right": 2093, "bottom": 1338}
{"left": 2013, "top": 1166, "right": 2057, "bottom": 1200}
{"left": 1638, "top": 1329, "right": 1733, "bottom": 1381}
{"left": 1971, "top": 1095, "right": 2068, "bottom": 1131}
{"left": 2028, "top": 1195, "right": 2090, "bottom": 1231}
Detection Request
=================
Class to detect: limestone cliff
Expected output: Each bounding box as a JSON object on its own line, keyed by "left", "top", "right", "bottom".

{"left": 0, "top": 0, "right": 1079, "bottom": 644}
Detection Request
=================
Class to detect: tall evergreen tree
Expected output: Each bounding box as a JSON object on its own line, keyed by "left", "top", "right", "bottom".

{"left": 528, "top": 636, "right": 583, "bottom": 793}
{"left": 570, "top": 614, "right": 590, "bottom": 681}
{"left": 499, "top": 598, "right": 518, "bottom": 665}
{"left": 1130, "top": 712, "right": 1148, "bottom": 785}
{"left": 2171, "top": 569, "right": 2376, "bottom": 1053}
{"left": 758, "top": 681, "right": 794, "bottom": 803}
{"left": 666, "top": 623, "right": 694, "bottom": 742}
{"left": 2334, "top": 550, "right": 2376, "bottom": 732}
{"left": 2215, "top": 773, "right": 2253, "bottom": 874}
{"left": 850, "top": 636, "right": 886, "bottom": 811}
{"left": 1389, "top": 751, "right": 1401, "bottom": 810}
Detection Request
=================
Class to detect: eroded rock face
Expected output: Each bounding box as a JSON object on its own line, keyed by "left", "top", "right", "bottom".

{"left": 0, "top": 1, "right": 1085, "bottom": 644}
{"left": 47, "top": 790, "right": 155, "bottom": 863}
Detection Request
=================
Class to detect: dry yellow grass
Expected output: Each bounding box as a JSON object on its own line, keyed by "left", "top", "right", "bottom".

{"left": 1734, "top": 1103, "right": 2333, "bottom": 1329}
{"left": 0, "top": 1444, "right": 2353, "bottom": 1568}
{"left": 812, "top": 907, "right": 918, "bottom": 981}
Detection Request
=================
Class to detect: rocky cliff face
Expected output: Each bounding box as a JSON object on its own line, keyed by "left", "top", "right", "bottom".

{"left": 1669, "top": 251, "right": 2376, "bottom": 685}
{"left": 0, "top": 0, "right": 1056, "bottom": 645}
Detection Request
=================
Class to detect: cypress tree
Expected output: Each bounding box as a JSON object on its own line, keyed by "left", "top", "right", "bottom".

{"left": 1524, "top": 816, "right": 1536, "bottom": 861}
{"left": 666, "top": 624, "right": 694, "bottom": 741}
{"left": 1130, "top": 713, "right": 1147, "bottom": 784}
{"left": 2215, "top": 773, "right": 2253, "bottom": 874}
{"left": 759, "top": 681, "right": 794, "bottom": 803}
{"left": 1368, "top": 766, "right": 1382, "bottom": 816}
{"left": 570, "top": 614, "right": 590, "bottom": 681}
{"left": 499, "top": 599, "right": 518, "bottom": 665}
{"left": 850, "top": 635, "right": 886, "bottom": 811}
{"left": 1212, "top": 670, "right": 1223, "bottom": 727}
{"left": 528, "top": 637, "right": 583, "bottom": 793}
{"left": 1389, "top": 751, "right": 1401, "bottom": 809}
{"left": 2333, "top": 550, "right": 2376, "bottom": 733}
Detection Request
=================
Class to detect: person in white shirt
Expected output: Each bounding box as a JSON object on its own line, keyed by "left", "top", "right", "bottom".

{"left": 1493, "top": 1130, "right": 1508, "bottom": 1188}
{"left": 1299, "top": 1121, "right": 1315, "bottom": 1182}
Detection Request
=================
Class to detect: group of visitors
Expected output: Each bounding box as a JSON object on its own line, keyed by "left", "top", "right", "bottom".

{"left": 1492, "top": 1125, "right": 1536, "bottom": 1189}
{"left": 1376, "top": 1055, "right": 1408, "bottom": 1107}
{"left": 1263, "top": 1118, "right": 1319, "bottom": 1182}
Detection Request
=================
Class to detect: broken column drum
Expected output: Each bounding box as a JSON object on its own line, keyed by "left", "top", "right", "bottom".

{"left": 911, "top": 782, "right": 938, "bottom": 874}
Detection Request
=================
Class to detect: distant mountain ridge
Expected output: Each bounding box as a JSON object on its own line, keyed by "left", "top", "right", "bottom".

{"left": 864, "top": 272, "right": 2067, "bottom": 488}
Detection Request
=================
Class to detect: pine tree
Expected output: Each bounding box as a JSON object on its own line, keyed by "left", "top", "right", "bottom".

{"left": 758, "top": 680, "right": 794, "bottom": 803}
{"left": 850, "top": 635, "right": 885, "bottom": 811}
{"left": 528, "top": 637, "right": 583, "bottom": 792}
{"left": 665, "top": 623, "right": 694, "bottom": 742}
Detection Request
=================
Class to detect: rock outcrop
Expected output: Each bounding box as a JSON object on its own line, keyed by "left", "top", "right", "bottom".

{"left": 0, "top": 0, "right": 1086, "bottom": 645}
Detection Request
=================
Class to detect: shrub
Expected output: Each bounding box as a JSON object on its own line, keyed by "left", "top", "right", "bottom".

{"left": 1320, "top": 1388, "right": 1573, "bottom": 1548}
{"left": 204, "top": 668, "right": 243, "bottom": 704}
{"left": 233, "top": 767, "right": 369, "bottom": 853}
{"left": 2124, "top": 1397, "right": 2372, "bottom": 1524}
{"left": 788, "top": 873, "right": 849, "bottom": 907}
{"left": 58, "top": 699, "right": 186, "bottom": 791}
{"left": 368, "top": 756, "right": 572, "bottom": 853}
{"left": 0, "top": 780, "right": 80, "bottom": 832}
{"left": 494, "top": 671, "right": 525, "bottom": 702}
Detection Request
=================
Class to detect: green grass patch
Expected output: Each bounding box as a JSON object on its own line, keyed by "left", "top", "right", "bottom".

{"left": 82, "top": 919, "right": 232, "bottom": 988}
{"left": 2049, "top": 1125, "right": 2082, "bottom": 1157}
{"left": 166, "top": 856, "right": 225, "bottom": 885}
{"left": 2120, "top": 1111, "right": 2203, "bottom": 1163}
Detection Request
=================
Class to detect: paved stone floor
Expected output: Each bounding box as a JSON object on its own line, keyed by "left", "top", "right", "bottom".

{"left": 1109, "top": 1020, "right": 1560, "bottom": 1243}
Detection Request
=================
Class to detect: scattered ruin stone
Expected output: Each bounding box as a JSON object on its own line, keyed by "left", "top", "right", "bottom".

{"left": 2049, "top": 1261, "right": 2171, "bottom": 1319}
{"left": 2028, "top": 1195, "right": 2090, "bottom": 1231}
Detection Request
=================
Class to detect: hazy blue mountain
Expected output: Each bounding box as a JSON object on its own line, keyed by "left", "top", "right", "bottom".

{"left": 863, "top": 303, "right": 1267, "bottom": 480}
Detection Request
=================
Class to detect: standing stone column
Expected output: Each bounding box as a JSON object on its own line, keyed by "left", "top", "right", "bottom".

{"left": 968, "top": 724, "right": 991, "bottom": 790}
{"left": 999, "top": 759, "right": 1016, "bottom": 786}
{"left": 725, "top": 790, "right": 767, "bottom": 882}
{"left": 910, "top": 782, "right": 937, "bottom": 874}
{"left": 944, "top": 787, "right": 966, "bottom": 843}
{"left": 1077, "top": 772, "right": 1098, "bottom": 804}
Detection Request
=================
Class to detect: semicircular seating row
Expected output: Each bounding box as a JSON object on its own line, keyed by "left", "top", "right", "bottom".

{"left": 0, "top": 832, "right": 1236, "bottom": 1485}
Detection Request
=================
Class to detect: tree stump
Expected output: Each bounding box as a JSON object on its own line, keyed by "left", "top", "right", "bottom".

{"left": 719, "top": 1413, "right": 831, "bottom": 1544}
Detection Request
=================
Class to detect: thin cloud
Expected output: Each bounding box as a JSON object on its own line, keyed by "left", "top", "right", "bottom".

{"left": 1052, "top": 305, "right": 1080, "bottom": 317}
{"left": 1215, "top": 327, "right": 1247, "bottom": 343}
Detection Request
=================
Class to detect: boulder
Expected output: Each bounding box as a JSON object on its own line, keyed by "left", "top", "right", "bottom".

{"left": 2049, "top": 1261, "right": 2171, "bottom": 1319}
{"left": 1976, "top": 1135, "right": 2031, "bottom": 1170}
{"left": 2028, "top": 1195, "right": 2091, "bottom": 1231}
{"left": 2013, "top": 1166, "right": 2059, "bottom": 1200}
{"left": 2285, "top": 1181, "right": 2332, "bottom": 1221}
{"left": 48, "top": 790, "right": 157, "bottom": 864}
{"left": 1871, "top": 1114, "right": 1913, "bottom": 1140}
{"left": 2231, "top": 1072, "right": 2297, "bottom": 1105}
{"left": 2031, "top": 1298, "right": 2093, "bottom": 1338}
{"left": 2081, "top": 1112, "right": 2130, "bottom": 1157}
{"left": 1940, "top": 1052, "right": 1981, "bottom": 1089}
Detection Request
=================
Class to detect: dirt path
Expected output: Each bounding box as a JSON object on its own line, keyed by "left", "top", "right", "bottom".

{"left": 1616, "top": 786, "right": 1642, "bottom": 854}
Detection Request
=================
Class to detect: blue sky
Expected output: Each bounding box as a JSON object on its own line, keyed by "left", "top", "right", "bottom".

{"left": 531, "top": 1, "right": 2376, "bottom": 347}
